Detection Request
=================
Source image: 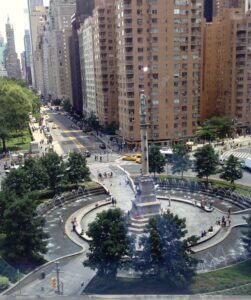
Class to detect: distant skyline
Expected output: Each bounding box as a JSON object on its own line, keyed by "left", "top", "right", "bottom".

{"left": 0, "top": 0, "right": 49, "bottom": 57}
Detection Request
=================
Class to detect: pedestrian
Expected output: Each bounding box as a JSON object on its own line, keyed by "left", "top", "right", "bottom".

{"left": 100, "top": 156, "right": 102, "bottom": 162}
{"left": 227, "top": 207, "right": 231, "bottom": 217}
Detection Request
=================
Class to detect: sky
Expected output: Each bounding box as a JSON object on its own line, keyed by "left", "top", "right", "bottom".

{"left": 0, "top": 0, "right": 49, "bottom": 58}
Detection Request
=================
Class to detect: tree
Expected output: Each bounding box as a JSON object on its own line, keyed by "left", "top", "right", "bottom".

{"left": 171, "top": 144, "right": 191, "bottom": 179}
{"left": 194, "top": 144, "right": 218, "bottom": 184}
{"left": 41, "top": 153, "right": 65, "bottom": 192}
{"left": 0, "top": 78, "right": 36, "bottom": 152}
{"left": 220, "top": 154, "right": 242, "bottom": 185}
{"left": 1, "top": 195, "right": 48, "bottom": 261}
{"left": 149, "top": 145, "right": 166, "bottom": 176}
{"left": 196, "top": 125, "right": 216, "bottom": 143}
{"left": 103, "top": 121, "right": 119, "bottom": 135}
{"left": 23, "top": 158, "right": 48, "bottom": 191}
{"left": 87, "top": 112, "right": 100, "bottom": 131}
{"left": 209, "top": 116, "right": 233, "bottom": 139}
{"left": 62, "top": 98, "right": 72, "bottom": 113}
{"left": 2, "top": 168, "right": 29, "bottom": 197}
{"left": 67, "top": 151, "right": 90, "bottom": 184}
{"left": 84, "top": 208, "right": 130, "bottom": 277}
{"left": 135, "top": 211, "right": 198, "bottom": 289}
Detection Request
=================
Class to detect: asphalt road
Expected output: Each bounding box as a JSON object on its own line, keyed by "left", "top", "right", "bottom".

{"left": 44, "top": 109, "right": 101, "bottom": 155}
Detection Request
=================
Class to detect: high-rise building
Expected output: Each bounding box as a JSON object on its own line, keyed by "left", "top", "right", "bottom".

{"left": 115, "top": 0, "right": 203, "bottom": 144}
{"left": 92, "top": 0, "right": 118, "bottom": 126}
{"left": 24, "top": 29, "right": 32, "bottom": 85}
{"left": 5, "top": 19, "right": 22, "bottom": 80}
{"left": 0, "top": 33, "right": 7, "bottom": 77}
{"left": 27, "top": 0, "right": 44, "bottom": 88}
{"left": 28, "top": 0, "right": 44, "bottom": 13}
{"left": 69, "top": 0, "right": 95, "bottom": 114}
{"left": 29, "top": 5, "right": 48, "bottom": 94}
{"left": 0, "top": 33, "right": 5, "bottom": 65}
{"left": 78, "top": 17, "right": 97, "bottom": 116}
{"left": 202, "top": 8, "right": 251, "bottom": 133}
{"left": 47, "top": 0, "right": 76, "bottom": 101}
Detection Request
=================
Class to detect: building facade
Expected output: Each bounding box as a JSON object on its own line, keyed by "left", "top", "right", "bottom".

{"left": 202, "top": 8, "right": 251, "bottom": 132}
{"left": 70, "top": 0, "right": 95, "bottom": 114}
{"left": 115, "top": 0, "right": 203, "bottom": 144}
{"left": 29, "top": 6, "right": 48, "bottom": 94}
{"left": 213, "top": 0, "right": 243, "bottom": 18}
{"left": 24, "top": 30, "right": 32, "bottom": 85}
{"left": 92, "top": 0, "right": 119, "bottom": 127}
{"left": 78, "top": 17, "right": 97, "bottom": 116}
{"left": 5, "top": 19, "right": 22, "bottom": 80}
{"left": 47, "top": 0, "right": 76, "bottom": 100}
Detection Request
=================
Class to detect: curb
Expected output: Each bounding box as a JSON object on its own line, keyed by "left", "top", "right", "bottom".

{"left": 1, "top": 192, "right": 108, "bottom": 296}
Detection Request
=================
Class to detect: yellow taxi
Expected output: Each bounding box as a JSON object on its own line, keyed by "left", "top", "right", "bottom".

{"left": 135, "top": 158, "right": 142, "bottom": 164}
{"left": 122, "top": 155, "right": 136, "bottom": 161}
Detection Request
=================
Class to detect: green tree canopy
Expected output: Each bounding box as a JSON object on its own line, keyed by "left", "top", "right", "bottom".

{"left": 23, "top": 157, "right": 48, "bottom": 191}
{"left": 134, "top": 210, "right": 198, "bottom": 289}
{"left": 209, "top": 116, "right": 233, "bottom": 139}
{"left": 67, "top": 151, "right": 90, "bottom": 184}
{"left": 171, "top": 143, "right": 191, "bottom": 179}
{"left": 0, "top": 78, "right": 39, "bottom": 152}
{"left": 149, "top": 145, "right": 166, "bottom": 176}
{"left": 196, "top": 125, "right": 216, "bottom": 142}
{"left": 2, "top": 168, "right": 29, "bottom": 197}
{"left": 1, "top": 194, "right": 48, "bottom": 261}
{"left": 194, "top": 144, "right": 219, "bottom": 183}
{"left": 40, "top": 152, "right": 65, "bottom": 192}
{"left": 220, "top": 154, "right": 242, "bottom": 185}
{"left": 84, "top": 208, "right": 130, "bottom": 277}
{"left": 62, "top": 98, "right": 72, "bottom": 113}
{"left": 87, "top": 112, "right": 100, "bottom": 131}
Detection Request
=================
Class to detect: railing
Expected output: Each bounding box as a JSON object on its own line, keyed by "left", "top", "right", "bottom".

{"left": 155, "top": 178, "right": 251, "bottom": 210}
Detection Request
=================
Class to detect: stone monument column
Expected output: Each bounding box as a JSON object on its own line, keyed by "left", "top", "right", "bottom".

{"left": 128, "top": 90, "right": 161, "bottom": 234}
{"left": 140, "top": 92, "right": 149, "bottom": 175}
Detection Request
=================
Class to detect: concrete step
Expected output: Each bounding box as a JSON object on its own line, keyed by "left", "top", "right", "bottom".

{"left": 128, "top": 226, "right": 145, "bottom": 233}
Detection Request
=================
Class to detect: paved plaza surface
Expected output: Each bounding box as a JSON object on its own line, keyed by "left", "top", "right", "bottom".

{"left": 4, "top": 108, "right": 251, "bottom": 296}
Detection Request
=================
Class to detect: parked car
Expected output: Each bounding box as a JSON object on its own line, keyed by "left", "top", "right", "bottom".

{"left": 99, "top": 143, "right": 106, "bottom": 150}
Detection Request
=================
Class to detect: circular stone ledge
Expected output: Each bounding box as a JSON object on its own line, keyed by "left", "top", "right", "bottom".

{"left": 65, "top": 198, "right": 112, "bottom": 243}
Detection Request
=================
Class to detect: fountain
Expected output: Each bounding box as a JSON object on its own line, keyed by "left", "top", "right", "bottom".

{"left": 128, "top": 92, "right": 161, "bottom": 233}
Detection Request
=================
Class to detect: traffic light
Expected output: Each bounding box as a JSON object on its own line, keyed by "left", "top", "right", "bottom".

{"left": 51, "top": 277, "right": 57, "bottom": 289}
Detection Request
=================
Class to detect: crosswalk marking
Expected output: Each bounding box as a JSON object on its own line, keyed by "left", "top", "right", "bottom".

{"left": 222, "top": 150, "right": 251, "bottom": 160}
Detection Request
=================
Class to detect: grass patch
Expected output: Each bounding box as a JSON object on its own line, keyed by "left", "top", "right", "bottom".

{"left": 85, "top": 275, "right": 188, "bottom": 295}
{"left": 85, "top": 261, "right": 251, "bottom": 295}
{"left": 191, "top": 260, "right": 251, "bottom": 294}
{"left": 220, "top": 284, "right": 251, "bottom": 295}
{"left": 0, "top": 129, "right": 32, "bottom": 152}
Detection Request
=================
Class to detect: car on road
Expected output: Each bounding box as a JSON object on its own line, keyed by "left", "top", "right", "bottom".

{"left": 83, "top": 150, "right": 91, "bottom": 157}
{"left": 135, "top": 158, "right": 142, "bottom": 164}
{"left": 99, "top": 143, "right": 106, "bottom": 149}
{"left": 52, "top": 124, "right": 57, "bottom": 129}
{"left": 122, "top": 155, "right": 136, "bottom": 161}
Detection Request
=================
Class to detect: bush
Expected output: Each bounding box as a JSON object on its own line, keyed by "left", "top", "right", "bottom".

{"left": 0, "top": 276, "right": 9, "bottom": 292}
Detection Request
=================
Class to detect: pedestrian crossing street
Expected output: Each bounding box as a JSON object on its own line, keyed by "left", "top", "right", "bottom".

{"left": 221, "top": 149, "right": 251, "bottom": 160}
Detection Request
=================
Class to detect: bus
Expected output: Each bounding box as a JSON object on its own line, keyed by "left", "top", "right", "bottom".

{"left": 160, "top": 148, "right": 173, "bottom": 162}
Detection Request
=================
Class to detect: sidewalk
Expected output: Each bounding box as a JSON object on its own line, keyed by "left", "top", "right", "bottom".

{"left": 29, "top": 121, "right": 64, "bottom": 156}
